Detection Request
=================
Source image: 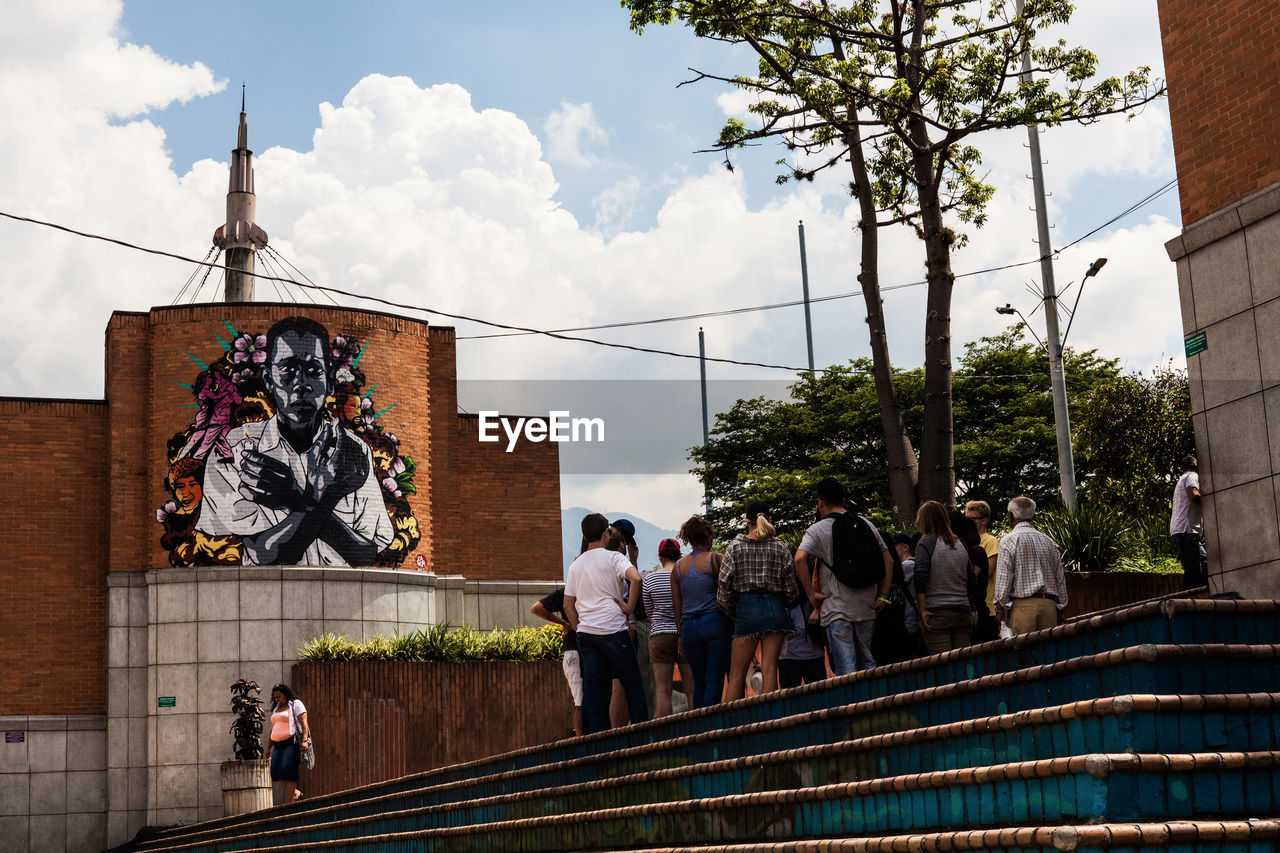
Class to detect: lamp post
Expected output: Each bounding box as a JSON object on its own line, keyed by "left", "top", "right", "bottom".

{"left": 994, "top": 257, "right": 1107, "bottom": 513}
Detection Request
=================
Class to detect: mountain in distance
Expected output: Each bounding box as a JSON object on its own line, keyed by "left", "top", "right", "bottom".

{"left": 561, "top": 507, "right": 679, "bottom": 575}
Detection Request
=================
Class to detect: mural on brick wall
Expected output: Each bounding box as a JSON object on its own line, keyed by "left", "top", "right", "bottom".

{"left": 157, "top": 316, "right": 422, "bottom": 567}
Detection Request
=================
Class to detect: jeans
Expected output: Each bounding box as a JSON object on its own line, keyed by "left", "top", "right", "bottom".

{"left": 577, "top": 630, "right": 649, "bottom": 735}
{"left": 680, "top": 609, "right": 733, "bottom": 708}
{"left": 1171, "top": 532, "right": 1208, "bottom": 590}
{"left": 826, "top": 618, "right": 875, "bottom": 675}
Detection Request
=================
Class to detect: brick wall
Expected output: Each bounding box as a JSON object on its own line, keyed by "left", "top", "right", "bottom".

{"left": 1158, "top": 0, "right": 1280, "bottom": 224}
{"left": 0, "top": 398, "right": 109, "bottom": 714}
{"left": 126, "top": 304, "right": 436, "bottom": 571}
{"left": 455, "top": 414, "right": 562, "bottom": 580}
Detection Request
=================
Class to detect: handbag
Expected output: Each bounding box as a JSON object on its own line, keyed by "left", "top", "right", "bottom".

{"left": 288, "top": 700, "right": 315, "bottom": 769}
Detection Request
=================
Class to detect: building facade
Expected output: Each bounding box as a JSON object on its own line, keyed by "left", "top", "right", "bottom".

{"left": 0, "top": 112, "right": 562, "bottom": 851}
{"left": 1158, "top": 0, "right": 1280, "bottom": 598}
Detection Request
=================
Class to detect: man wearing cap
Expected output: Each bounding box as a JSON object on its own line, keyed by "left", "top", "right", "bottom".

{"left": 565, "top": 513, "right": 647, "bottom": 734}
{"left": 611, "top": 519, "right": 656, "bottom": 717}
{"left": 892, "top": 533, "right": 921, "bottom": 655}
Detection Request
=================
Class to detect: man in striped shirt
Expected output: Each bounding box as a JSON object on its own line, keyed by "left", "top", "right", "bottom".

{"left": 994, "top": 496, "right": 1068, "bottom": 635}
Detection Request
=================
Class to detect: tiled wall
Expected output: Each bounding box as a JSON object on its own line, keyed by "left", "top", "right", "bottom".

{"left": 0, "top": 715, "right": 107, "bottom": 853}
{"left": 1167, "top": 180, "right": 1280, "bottom": 598}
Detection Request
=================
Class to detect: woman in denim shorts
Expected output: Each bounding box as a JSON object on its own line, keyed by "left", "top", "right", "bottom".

{"left": 718, "top": 500, "right": 801, "bottom": 701}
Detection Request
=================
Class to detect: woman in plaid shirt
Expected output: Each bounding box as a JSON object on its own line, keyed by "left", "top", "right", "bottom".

{"left": 718, "top": 500, "right": 802, "bottom": 701}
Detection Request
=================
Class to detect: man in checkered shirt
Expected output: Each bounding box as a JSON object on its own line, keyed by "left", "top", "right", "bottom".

{"left": 994, "top": 496, "right": 1068, "bottom": 635}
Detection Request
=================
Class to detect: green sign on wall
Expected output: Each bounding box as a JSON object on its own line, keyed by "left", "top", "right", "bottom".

{"left": 158, "top": 696, "right": 176, "bottom": 708}
{"left": 1185, "top": 331, "right": 1207, "bottom": 357}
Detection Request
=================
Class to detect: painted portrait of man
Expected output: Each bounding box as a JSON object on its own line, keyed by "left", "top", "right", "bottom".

{"left": 196, "top": 316, "right": 394, "bottom": 565}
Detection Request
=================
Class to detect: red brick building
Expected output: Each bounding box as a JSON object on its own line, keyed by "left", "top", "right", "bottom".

{"left": 0, "top": 111, "right": 561, "bottom": 850}
{"left": 1158, "top": 0, "right": 1280, "bottom": 597}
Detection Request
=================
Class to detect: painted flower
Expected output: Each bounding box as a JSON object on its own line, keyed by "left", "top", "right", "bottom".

{"left": 388, "top": 457, "right": 406, "bottom": 478}
{"left": 155, "top": 501, "right": 178, "bottom": 525}
{"left": 231, "top": 367, "right": 256, "bottom": 385}
{"left": 335, "top": 366, "right": 355, "bottom": 384}
{"left": 232, "top": 333, "right": 267, "bottom": 364}
{"left": 381, "top": 476, "right": 403, "bottom": 499}
{"left": 385, "top": 432, "right": 399, "bottom": 448}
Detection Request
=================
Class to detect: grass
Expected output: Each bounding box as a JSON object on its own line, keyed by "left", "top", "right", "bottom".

{"left": 297, "top": 623, "right": 564, "bottom": 663}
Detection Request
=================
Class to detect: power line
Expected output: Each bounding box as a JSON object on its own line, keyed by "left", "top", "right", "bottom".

{"left": 457, "top": 177, "right": 1180, "bottom": 341}
{"left": 0, "top": 176, "right": 1178, "bottom": 374}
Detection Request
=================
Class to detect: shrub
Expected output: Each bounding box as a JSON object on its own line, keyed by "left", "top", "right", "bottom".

{"left": 297, "top": 623, "right": 564, "bottom": 663}
{"left": 229, "top": 678, "right": 265, "bottom": 760}
{"left": 1036, "top": 504, "right": 1133, "bottom": 573}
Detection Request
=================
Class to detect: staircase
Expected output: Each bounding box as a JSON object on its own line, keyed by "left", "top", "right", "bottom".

{"left": 133, "top": 598, "right": 1280, "bottom": 852}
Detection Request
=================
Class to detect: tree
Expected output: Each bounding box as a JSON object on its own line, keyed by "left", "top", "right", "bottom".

{"left": 1074, "top": 363, "right": 1193, "bottom": 521}
{"left": 624, "top": 0, "right": 1162, "bottom": 516}
{"left": 690, "top": 325, "right": 1119, "bottom": 544}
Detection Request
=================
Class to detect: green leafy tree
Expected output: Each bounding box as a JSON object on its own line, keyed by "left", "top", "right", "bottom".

{"left": 1074, "top": 363, "right": 1193, "bottom": 521}
{"left": 690, "top": 325, "right": 1119, "bottom": 544}
{"left": 624, "top": 0, "right": 1162, "bottom": 517}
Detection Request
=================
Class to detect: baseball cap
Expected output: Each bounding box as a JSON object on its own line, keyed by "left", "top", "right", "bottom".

{"left": 611, "top": 518, "right": 637, "bottom": 545}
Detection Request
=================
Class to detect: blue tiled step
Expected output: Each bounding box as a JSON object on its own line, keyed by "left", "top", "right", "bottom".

{"left": 137, "top": 644, "right": 1280, "bottom": 852}
{"left": 141, "top": 753, "right": 1280, "bottom": 853}
{"left": 626, "top": 818, "right": 1280, "bottom": 852}
{"left": 138, "top": 692, "right": 1280, "bottom": 853}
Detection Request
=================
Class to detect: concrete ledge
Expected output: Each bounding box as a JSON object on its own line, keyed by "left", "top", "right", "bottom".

{"left": 1168, "top": 179, "right": 1280, "bottom": 260}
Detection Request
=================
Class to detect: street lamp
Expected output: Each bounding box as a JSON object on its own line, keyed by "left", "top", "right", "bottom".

{"left": 994, "top": 257, "right": 1108, "bottom": 513}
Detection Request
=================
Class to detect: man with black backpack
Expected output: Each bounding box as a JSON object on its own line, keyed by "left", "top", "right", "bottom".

{"left": 794, "top": 478, "right": 894, "bottom": 675}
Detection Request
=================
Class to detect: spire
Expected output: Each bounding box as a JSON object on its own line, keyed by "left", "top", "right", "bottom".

{"left": 213, "top": 92, "right": 268, "bottom": 302}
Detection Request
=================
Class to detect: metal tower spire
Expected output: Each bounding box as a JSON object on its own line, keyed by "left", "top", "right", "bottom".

{"left": 213, "top": 90, "right": 268, "bottom": 302}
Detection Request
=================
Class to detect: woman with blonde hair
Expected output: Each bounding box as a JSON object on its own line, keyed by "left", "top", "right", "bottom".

{"left": 913, "top": 501, "right": 973, "bottom": 653}
{"left": 718, "top": 501, "right": 801, "bottom": 701}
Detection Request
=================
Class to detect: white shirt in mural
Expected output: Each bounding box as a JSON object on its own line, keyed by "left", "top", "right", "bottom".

{"left": 198, "top": 416, "right": 394, "bottom": 566}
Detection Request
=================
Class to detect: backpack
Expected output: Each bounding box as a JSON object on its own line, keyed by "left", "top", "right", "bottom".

{"left": 827, "top": 513, "right": 886, "bottom": 589}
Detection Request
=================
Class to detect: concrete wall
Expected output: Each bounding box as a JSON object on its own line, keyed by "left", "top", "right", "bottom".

{"left": 0, "top": 716, "right": 107, "bottom": 853}
{"left": 1166, "top": 181, "right": 1280, "bottom": 598}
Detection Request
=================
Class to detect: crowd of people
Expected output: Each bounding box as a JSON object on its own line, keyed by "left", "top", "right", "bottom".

{"left": 537, "top": 477, "right": 1070, "bottom": 736}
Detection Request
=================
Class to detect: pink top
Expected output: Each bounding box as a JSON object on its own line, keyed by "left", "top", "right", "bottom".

{"left": 270, "top": 709, "right": 291, "bottom": 742}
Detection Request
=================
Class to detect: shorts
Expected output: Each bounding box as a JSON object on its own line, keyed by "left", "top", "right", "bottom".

{"left": 562, "top": 649, "right": 583, "bottom": 707}
{"left": 649, "top": 632, "right": 685, "bottom": 665}
{"left": 733, "top": 590, "right": 792, "bottom": 638}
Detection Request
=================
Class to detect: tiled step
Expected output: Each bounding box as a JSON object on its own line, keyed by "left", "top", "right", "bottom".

{"left": 134, "top": 753, "right": 1280, "bottom": 852}
{"left": 138, "top": 644, "right": 1280, "bottom": 851}
{"left": 624, "top": 818, "right": 1280, "bottom": 852}
{"left": 138, "top": 691, "right": 1280, "bottom": 853}
{"left": 200, "top": 600, "right": 1280, "bottom": 826}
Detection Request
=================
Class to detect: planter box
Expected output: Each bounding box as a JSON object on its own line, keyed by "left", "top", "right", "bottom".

{"left": 220, "top": 758, "right": 271, "bottom": 817}
{"left": 291, "top": 660, "right": 572, "bottom": 797}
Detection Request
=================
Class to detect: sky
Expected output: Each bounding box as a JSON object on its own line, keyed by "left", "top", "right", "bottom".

{"left": 0, "top": 0, "right": 1183, "bottom": 531}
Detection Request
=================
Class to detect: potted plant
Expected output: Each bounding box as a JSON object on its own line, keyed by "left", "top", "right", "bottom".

{"left": 219, "top": 678, "right": 272, "bottom": 816}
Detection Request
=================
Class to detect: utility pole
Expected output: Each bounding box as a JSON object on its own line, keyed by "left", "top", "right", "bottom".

{"left": 698, "top": 327, "right": 711, "bottom": 516}
{"left": 1016, "top": 0, "right": 1077, "bottom": 512}
{"left": 798, "top": 220, "right": 815, "bottom": 373}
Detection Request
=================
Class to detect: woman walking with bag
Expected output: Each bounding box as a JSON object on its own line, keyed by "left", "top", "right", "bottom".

{"left": 718, "top": 501, "right": 800, "bottom": 701}
{"left": 266, "top": 683, "right": 311, "bottom": 802}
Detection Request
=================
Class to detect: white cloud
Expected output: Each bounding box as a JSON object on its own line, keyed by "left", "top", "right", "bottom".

{"left": 543, "top": 101, "right": 609, "bottom": 168}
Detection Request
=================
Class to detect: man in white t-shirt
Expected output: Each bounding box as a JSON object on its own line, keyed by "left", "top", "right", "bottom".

{"left": 1169, "top": 455, "right": 1207, "bottom": 590}
{"left": 564, "top": 513, "right": 646, "bottom": 734}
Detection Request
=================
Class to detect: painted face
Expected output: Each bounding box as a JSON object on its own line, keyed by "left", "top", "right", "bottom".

{"left": 264, "top": 331, "right": 330, "bottom": 431}
{"left": 173, "top": 476, "right": 203, "bottom": 511}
